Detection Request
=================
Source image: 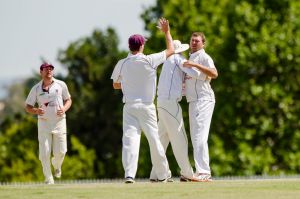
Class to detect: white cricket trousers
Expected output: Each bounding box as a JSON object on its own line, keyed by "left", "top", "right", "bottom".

{"left": 38, "top": 118, "right": 67, "bottom": 180}
{"left": 122, "top": 102, "right": 169, "bottom": 180}
{"left": 150, "top": 99, "right": 194, "bottom": 179}
{"left": 189, "top": 100, "right": 215, "bottom": 174}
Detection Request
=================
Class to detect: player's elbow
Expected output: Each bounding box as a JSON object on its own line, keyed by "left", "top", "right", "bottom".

{"left": 25, "top": 104, "right": 32, "bottom": 114}
{"left": 113, "top": 82, "right": 121, "bottom": 89}
{"left": 67, "top": 98, "right": 72, "bottom": 107}
{"left": 210, "top": 69, "right": 218, "bottom": 79}
{"left": 25, "top": 107, "right": 30, "bottom": 114}
{"left": 165, "top": 49, "right": 175, "bottom": 59}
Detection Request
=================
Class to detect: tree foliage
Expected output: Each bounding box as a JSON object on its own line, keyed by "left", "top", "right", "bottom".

{"left": 57, "top": 28, "right": 126, "bottom": 178}
{"left": 0, "top": 113, "right": 97, "bottom": 182}
{"left": 0, "top": 115, "right": 40, "bottom": 182}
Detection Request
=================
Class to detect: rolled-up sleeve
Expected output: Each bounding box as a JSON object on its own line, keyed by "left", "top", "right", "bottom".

{"left": 111, "top": 61, "right": 122, "bottom": 83}
{"left": 25, "top": 86, "right": 37, "bottom": 106}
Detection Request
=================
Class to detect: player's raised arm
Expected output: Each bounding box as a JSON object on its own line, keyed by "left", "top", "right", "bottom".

{"left": 158, "top": 18, "right": 174, "bottom": 58}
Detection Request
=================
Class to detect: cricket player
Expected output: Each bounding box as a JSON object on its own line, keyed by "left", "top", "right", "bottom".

{"left": 183, "top": 32, "right": 218, "bottom": 181}
{"left": 111, "top": 18, "right": 174, "bottom": 183}
{"left": 150, "top": 40, "right": 207, "bottom": 182}
{"left": 25, "top": 63, "right": 72, "bottom": 184}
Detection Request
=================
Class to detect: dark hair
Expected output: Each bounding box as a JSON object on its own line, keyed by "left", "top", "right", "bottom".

{"left": 128, "top": 34, "right": 145, "bottom": 52}
{"left": 129, "top": 44, "right": 142, "bottom": 51}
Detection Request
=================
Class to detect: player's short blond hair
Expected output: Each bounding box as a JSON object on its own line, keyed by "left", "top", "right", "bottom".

{"left": 192, "top": 32, "right": 206, "bottom": 44}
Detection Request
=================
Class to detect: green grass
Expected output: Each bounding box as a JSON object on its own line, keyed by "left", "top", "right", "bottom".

{"left": 0, "top": 179, "right": 299, "bottom": 199}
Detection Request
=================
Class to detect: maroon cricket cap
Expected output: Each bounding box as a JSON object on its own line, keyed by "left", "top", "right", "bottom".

{"left": 40, "top": 63, "right": 54, "bottom": 70}
{"left": 128, "top": 34, "right": 146, "bottom": 51}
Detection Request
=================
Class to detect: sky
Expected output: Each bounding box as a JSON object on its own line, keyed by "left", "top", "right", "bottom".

{"left": 0, "top": 0, "right": 155, "bottom": 82}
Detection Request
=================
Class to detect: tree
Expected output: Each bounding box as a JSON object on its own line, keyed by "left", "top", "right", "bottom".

{"left": 0, "top": 109, "right": 98, "bottom": 182}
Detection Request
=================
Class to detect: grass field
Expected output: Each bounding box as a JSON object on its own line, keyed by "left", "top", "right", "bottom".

{"left": 0, "top": 178, "right": 299, "bottom": 199}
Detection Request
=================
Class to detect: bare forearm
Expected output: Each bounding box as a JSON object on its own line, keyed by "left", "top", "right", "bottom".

{"left": 186, "top": 62, "right": 218, "bottom": 79}
{"left": 195, "top": 64, "right": 218, "bottom": 79}
{"left": 159, "top": 18, "right": 174, "bottom": 58}
{"left": 165, "top": 30, "right": 174, "bottom": 58}
{"left": 63, "top": 99, "right": 72, "bottom": 112}
{"left": 25, "top": 104, "right": 45, "bottom": 115}
{"left": 25, "top": 105, "right": 38, "bottom": 115}
{"left": 113, "top": 82, "right": 122, "bottom": 89}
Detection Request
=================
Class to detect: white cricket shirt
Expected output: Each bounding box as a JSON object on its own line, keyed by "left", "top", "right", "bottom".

{"left": 111, "top": 51, "right": 166, "bottom": 103}
{"left": 157, "top": 54, "right": 201, "bottom": 101}
{"left": 185, "top": 49, "right": 216, "bottom": 102}
{"left": 25, "top": 78, "right": 71, "bottom": 120}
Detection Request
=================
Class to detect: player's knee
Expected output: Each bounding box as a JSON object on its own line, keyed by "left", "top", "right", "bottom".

{"left": 196, "top": 139, "right": 207, "bottom": 148}
{"left": 54, "top": 151, "right": 66, "bottom": 159}
{"left": 39, "top": 152, "right": 50, "bottom": 162}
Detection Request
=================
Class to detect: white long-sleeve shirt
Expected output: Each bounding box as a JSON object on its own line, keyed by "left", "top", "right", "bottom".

{"left": 185, "top": 49, "right": 216, "bottom": 103}
{"left": 111, "top": 51, "right": 166, "bottom": 103}
{"left": 157, "top": 54, "right": 201, "bottom": 101}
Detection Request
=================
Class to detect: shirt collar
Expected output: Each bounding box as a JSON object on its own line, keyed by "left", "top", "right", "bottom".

{"left": 190, "top": 48, "right": 205, "bottom": 57}
{"left": 38, "top": 77, "right": 57, "bottom": 87}
{"left": 127, "top": 52, "right": 143, "bottom": 58}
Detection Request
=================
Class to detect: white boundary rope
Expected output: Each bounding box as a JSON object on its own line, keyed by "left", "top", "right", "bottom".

{"left": 0, "top": 175, "right": 300, "bottom": 186}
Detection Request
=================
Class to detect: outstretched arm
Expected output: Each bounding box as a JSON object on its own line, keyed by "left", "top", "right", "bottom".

{"left": 158, "top": 18, "right": 174, "bottom": 58}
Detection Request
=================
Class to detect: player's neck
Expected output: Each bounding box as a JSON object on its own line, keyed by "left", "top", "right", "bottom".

{"left": 42, "top": 78, "right": 54, "bottom": 87}
{"left": 131, "top": 51, "right": 142, "bottom": 55}
{"left": 131, "top": 47, "right": 144, "bottom": 55}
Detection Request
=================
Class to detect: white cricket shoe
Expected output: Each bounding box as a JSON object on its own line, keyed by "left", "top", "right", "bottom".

{"left": 159, "top": 177, "right": 174, "bottom": 183}
{"left": 180, "top": 174, "right": 212, "bottom": 182}
{"left": 195, "top": 173, "right": 213, "bottom": 182}
{"left": 180, "top": 175, "right": 193, "bottom": 182}
{"left": 125, "top": 177, "right": 135, "bottom": 184}
{"left": 45, "top": 177, "right": 54, "bottom": 185}
{"left": 151, "top": 175, "right": 174, "bottom": 183}
{"left": 54, "top": 169, "right": 61, "bottom": 178}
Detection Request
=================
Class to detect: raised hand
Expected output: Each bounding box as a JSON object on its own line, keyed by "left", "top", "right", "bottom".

{"left": 158, "top": 17, "right": 170, "bottom": 33}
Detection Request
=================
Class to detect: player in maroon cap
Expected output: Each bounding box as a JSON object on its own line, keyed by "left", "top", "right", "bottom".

{"left": 25, "top": 63, "right": 72, "bottom": 184}
{"left": 111, "top": 18, "right": 174, "bottom": 183}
